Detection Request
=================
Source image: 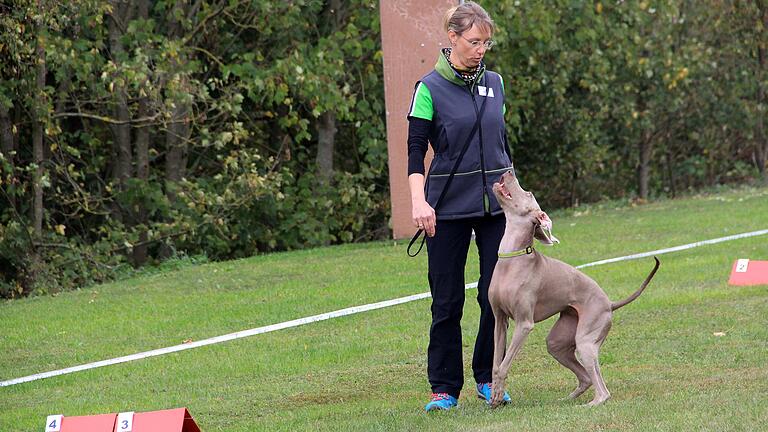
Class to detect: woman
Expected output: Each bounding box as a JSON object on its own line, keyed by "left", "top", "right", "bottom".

{"left": 407, "top": 2, "right": 514, "bottom": 411}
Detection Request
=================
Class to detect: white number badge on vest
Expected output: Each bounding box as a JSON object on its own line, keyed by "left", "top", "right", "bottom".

{"left": 478, "top": 85, "right": 495, "bottom": 98}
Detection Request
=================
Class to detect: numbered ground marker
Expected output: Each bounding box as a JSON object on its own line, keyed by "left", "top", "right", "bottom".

{"left": 116, "top": 412, "right": 134, "bottom": 431}
{"left": 42, "top": 408, "right": 199, "bottom": 432}
{"left": 45, "top": 415, "right": 63, "bottom": 432}
{"left": 735, "top": 258, "right": 749, "bottom": 272}
{"left": 729, "top": 259, "right": 768, "bottom": 286}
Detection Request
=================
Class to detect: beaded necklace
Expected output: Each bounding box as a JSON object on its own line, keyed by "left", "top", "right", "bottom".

{"left": 443, "top": 48, "right": 483, "bottom": 86}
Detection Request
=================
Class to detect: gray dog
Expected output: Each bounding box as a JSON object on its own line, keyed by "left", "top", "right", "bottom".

{"left": 488, "top": 171, "right": 659, "bottom": 407}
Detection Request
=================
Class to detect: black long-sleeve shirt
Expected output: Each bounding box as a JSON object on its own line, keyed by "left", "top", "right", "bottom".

{"left": 407, "top": 117, "right": 432, "bottom": 176}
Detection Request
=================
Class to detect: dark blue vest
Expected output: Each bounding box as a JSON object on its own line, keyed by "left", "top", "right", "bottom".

{"left": 421, "top": 70, "right": 514, "bottom": 220}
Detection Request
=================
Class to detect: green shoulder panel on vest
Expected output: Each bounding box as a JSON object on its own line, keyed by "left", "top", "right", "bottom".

{"left": 408, "top": 82, "right": 433, "bottom": 120}
{"left": 500, "top": 74, "right": 506, "bottom": 115}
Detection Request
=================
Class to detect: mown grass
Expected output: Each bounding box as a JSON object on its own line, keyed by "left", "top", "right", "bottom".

{"left": 1, "top": 185, "right": 767, "bottom": 431}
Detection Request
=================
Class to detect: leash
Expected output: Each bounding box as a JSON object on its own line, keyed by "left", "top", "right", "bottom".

{"left": 407, "top": 87, "right": 489, "bottom": 257}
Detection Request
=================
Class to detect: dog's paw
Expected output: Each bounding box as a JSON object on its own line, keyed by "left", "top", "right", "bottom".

{"left": 586, "top": 393, "right": 611, "bottom": 407}
{"left": 490, "top": 386, "right": 505, "bottom": 408}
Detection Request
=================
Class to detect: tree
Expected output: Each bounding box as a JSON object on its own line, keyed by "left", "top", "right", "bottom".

{"left": 32, "top": 0, "right": 48, "bottom": 237}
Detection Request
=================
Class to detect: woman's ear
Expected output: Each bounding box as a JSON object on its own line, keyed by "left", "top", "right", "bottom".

{"left": 448, "top": 30, "right": 458, "bottom": 47}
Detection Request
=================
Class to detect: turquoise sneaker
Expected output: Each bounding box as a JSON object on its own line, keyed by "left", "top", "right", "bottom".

{"left": 476, "top": 382, "right": 511, "bottom": 405}
{"left": 424, "top": 393, "right": 458, "bottom": 412}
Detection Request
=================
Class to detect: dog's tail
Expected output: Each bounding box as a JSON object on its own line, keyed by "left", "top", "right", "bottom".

{"left": 611, "top": 257, "right": 660, "bottom": 311}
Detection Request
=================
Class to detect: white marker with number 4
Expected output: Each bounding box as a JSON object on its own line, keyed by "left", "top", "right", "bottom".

{"left": 45, "top": 415, "right": 63, "bottom": 432}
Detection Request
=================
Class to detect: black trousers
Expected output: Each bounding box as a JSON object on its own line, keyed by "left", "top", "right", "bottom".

{"left": 425, "top": 213, "right": 505, "bottom": 398}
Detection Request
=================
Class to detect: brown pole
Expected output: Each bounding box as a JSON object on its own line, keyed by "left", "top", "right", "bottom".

{"left": 380, "top": 0, "right": 457, "bottom": 240}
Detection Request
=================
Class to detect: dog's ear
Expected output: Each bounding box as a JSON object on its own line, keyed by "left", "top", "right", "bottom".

{"left": 534, "top": 211, "right": 560, "bottom": 246}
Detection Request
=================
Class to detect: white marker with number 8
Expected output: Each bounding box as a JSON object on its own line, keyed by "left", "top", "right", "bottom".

{"left": 116, "top": 412, "right": 134, "bottom": 431}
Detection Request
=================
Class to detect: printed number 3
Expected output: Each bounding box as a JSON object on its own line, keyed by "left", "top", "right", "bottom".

{"left": 121, "top": 420, "right": 129, "bottom": 429}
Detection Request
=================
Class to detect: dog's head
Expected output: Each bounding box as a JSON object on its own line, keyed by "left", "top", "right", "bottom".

{"left": 492, "top": 171, "right": 560, "bottom": 246}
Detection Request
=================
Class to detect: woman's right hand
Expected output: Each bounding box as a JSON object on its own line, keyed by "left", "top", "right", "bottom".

{"left": 412, "top": 199, "right": 436, "bottom": 237}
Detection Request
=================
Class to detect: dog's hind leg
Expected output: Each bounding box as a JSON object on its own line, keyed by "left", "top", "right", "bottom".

{"left": 575, "top": 308, "right": 613, "bottom": 406}
{"left": 546, "top": 309, "right": 592, "bottom": 399}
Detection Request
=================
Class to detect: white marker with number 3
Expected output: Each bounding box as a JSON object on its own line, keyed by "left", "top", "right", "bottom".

{"left": 45, "top": 415, "right": 63, "bottom": 432}
{"left": 116, "top": 412, "right": 134, "bottom": 431}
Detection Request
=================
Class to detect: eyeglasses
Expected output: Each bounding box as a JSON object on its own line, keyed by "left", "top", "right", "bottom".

{"left": 460, "top": 35, "right": 495, "bottom": 50}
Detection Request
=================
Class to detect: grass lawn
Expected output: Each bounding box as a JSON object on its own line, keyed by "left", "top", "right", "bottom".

{"left": 1, "top": 185, "right": 767, "bottom": 431}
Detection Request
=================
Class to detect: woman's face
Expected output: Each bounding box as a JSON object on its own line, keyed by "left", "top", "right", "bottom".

{"left": 448, "top": 23, "right": 492, "bottom": 69}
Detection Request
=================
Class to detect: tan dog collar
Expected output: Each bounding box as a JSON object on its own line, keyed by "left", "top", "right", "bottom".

{"left": 498, "top": 245, "right": 534, "bottom": 258}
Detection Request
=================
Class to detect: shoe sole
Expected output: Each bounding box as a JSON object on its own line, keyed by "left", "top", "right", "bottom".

{"left": 425, "top": 404, "right": 458, "bottom": 412}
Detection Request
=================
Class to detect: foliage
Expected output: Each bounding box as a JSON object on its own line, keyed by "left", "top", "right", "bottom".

{"left": 0, "top": 0, "right": 387, "bottom": 297}
{"left": 0, "top": 0, "right": 766, "bottom": 297}
{"left": 488, "top": 0, "right": 766, "bottom": 206}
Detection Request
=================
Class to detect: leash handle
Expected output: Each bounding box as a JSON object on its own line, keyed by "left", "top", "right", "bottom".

{"left": 407, "top": 229, "right": 426, "bottom": 257}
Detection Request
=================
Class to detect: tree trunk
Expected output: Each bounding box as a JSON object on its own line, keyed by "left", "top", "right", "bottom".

{"left": 569, "top": 168, "right": 578, "bottom": 207}
{"left": 0, "top": 104, "right": 16, "bottom": 213}
{"left": 314, "top": 0, "right": 344, "bottom": 183}
{"left": 164, "top": 96, "right": 189, "bottom": 199}
{"left": 321, "top": 0, "right": 344, "bottom": 34}
{"left": 637, "top": 130, "right": 653, "bottom": 201}
{"left": 316, "top": 111, "right": 336, "bottom": 182}
{"left": 665, "top": 149, "right": 677, "bottom": 198}
{"left": 0, "top": 105, "right": 13, "bottom": 165}
{"left": 54, "top": 71, "right": 70, "bottom": 115}
{"left": 132, "top": 0, "right": 151, "bottom": 266}
{"left": 32, "top": 0, "right": 46, "bottom": 237}
{"left": 12, "top": 103, "right": 21, "bottom": 154}
{"left": 164, "top": 1, "right": 190, "bottom": 202}
{"left": 108, "top": 1, "right": 132, "bottom": 189}
{"left": 159, "top": 1, "right": 191, "bottom": 259}
{"left": 756, "top": 0, "right": 767, "bottom": 177}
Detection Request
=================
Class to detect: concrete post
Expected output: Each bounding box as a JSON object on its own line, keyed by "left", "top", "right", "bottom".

{"left": 380, "top": 0, "right": 457, "bottom": 239}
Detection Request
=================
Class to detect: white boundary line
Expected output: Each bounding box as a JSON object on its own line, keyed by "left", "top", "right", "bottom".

{"left": 2, "top": 228, "right": 767, "bottom": 388}
{"left": 575, "top": 229, "right": 768, "bottom": 268}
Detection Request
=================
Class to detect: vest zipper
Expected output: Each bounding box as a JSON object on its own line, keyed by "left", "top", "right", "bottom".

{"left": 468, "top": 83, "right": 490, "bottom": 214}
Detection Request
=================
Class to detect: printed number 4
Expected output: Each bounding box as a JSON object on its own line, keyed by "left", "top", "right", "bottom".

{"left": 45, "top": 414, "right": 63, "bottom": 432}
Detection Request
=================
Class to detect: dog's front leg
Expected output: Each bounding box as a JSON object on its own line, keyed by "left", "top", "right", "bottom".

{"left": 491, "top": 318, "right": 534, "bottom": 407}
{"left": 490, "top": 308, "right": 508, "bottom": 407}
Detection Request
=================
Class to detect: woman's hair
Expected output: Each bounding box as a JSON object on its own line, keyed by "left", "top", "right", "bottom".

{"left": 443, "top": 1, "right": 494, "bottom": 36}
